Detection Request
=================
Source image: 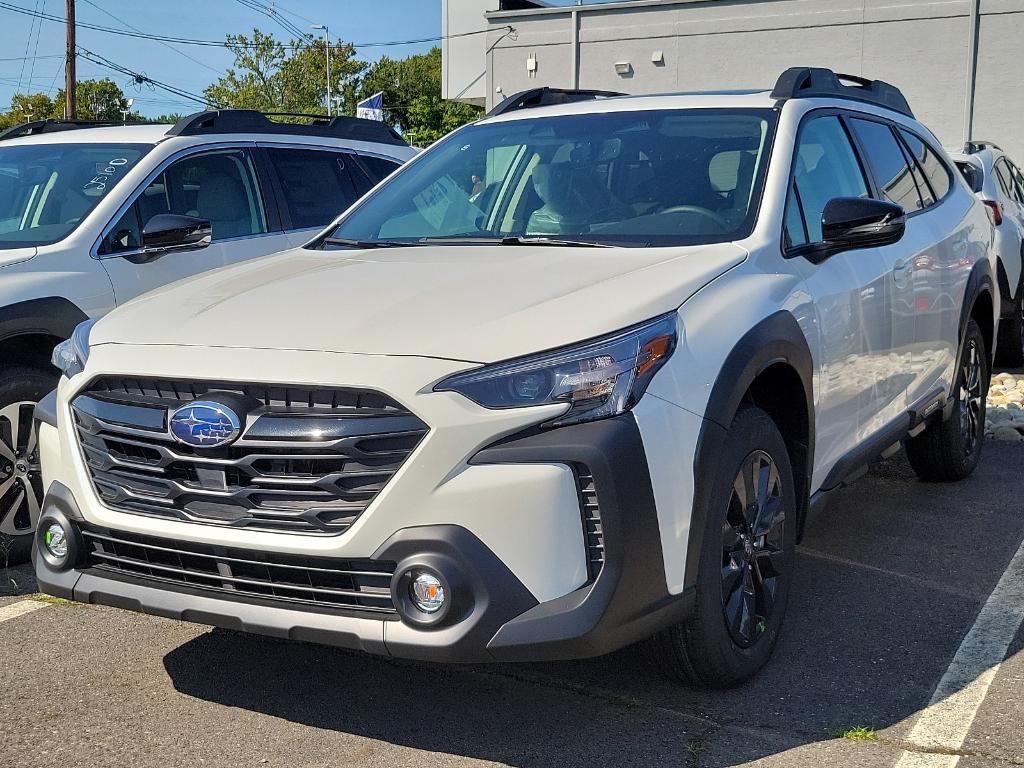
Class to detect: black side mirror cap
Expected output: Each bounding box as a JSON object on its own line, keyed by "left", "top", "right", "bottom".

{"left": 794, "top": 197, "right": 906, "bottom": 262}
{"left": 822, "top": 197, "right": 906, "bottom": 248}
{"left": 126, "top": 214, "right": 212, "bottom": 263}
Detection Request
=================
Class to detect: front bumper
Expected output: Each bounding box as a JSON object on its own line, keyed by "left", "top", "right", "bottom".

{"left": 36, "top": 345, "right": 698, "bottom": 662}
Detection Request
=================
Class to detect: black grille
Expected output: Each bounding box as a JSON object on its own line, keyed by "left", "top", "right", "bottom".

{"left": 82, "top": 527, "right": 397, "bottom": 615}
{"left": 575, "top": 465, "right": 604, "bottom": 581}
{"left": 72, "top": 377, "right": 428, "bottom": 535}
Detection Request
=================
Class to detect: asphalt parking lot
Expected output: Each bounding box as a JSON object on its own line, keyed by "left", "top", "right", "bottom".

{"left": 2, "top": 441, "right": 1023, "bottom": 768}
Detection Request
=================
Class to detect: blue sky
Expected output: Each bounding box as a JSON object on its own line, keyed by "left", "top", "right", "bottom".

{"left": 0, "top": 0, "right": 452, "bottom": 117}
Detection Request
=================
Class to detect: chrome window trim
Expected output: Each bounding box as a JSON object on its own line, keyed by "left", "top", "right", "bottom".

{"left": 90, "top": 141, "right": 263, "bottom": 260}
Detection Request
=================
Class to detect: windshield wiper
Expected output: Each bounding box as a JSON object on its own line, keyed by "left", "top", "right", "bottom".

{"left": 416, "top": 236, "right": 613, "bottom": 248}
{"left": 320, "top": 237, "right": 419, "bottom": 249}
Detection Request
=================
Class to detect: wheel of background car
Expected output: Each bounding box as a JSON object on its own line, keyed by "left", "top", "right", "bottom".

{"left": 657, "top": 205, "right": 730, "bottom": 232}
{"left": 0, "top": 366, "right": 57, "bottom": 565}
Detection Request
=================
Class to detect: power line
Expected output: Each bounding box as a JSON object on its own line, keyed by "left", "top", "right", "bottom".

{"left": 78, "top": 0, "right": 226, "bottom": 77}
{"left": 14, "top": 0, "right": 40, "bottom": 94}
{"left": 77, "top": 47, "right": 210, "bottom": 106}
{"left": 26, "top": 0, "right": 45, "bottom": 87}
{"left": 235, "top": 0, "right": 309, "bottom": 45}
{"left": 0, "top": 1, "right": 505, "bottom": 50}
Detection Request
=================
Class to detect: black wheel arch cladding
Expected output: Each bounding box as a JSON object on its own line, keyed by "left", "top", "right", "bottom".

{"left": 687, "top": 310, "right": 814, "bottom": 590}
{"left": 0, "top": 296, "right": 88, "bottom": 344}
{"left": 473, "top": 414, "right": 692, "bottom": 661}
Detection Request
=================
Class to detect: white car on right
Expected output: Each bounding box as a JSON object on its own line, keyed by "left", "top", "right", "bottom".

{"left": 950, "top": 142, "right": 1024, "bottom": 366}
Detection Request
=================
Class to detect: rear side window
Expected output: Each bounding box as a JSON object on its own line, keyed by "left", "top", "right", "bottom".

{"left": 359, "top": 155, "right": 401, "bottom": 183}
{"left": 267, "top": 148, "right": 362, "bottom": 230}
{"left": 899, "top": 129, "right": 951, "bottom": 203}
{"left": 786, "top": 115, "right": 870, "bottom": 247}
{"left": 994, "top": 159, "right": 1020, "bottom": 204}
{"left": 847, "top": 118, "right": 922, "bottom": 212}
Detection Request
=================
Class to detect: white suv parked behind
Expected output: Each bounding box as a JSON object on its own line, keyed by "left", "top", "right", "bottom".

{"left": 949, "top": 141, "right": 1024, "bottom": 366}
{"left": 35, "top": 69, "right": 996, "bottom": 686}
{"left": 0, "top": 110, "right": 414, "bottom": 558}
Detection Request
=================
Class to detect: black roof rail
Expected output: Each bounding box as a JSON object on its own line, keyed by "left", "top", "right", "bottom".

{"left": 771, "top": 67, "right": 914, "bottom": 118}
{"left": 165, "top": 109, "right": 406, "bottom": 146}
{"left": 0, "top": 118, "right": 142, "bottom": 141}
{"left": 487, "top": 87, "right": 625, "bottom": 117}
{"left": 963, "top": 139, "right": 1003, "bottom": 154}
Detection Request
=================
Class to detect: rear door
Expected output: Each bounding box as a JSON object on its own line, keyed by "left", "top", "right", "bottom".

{"left": 895, "top": 127, "right": 971, "bottom": 402}
{"left": 844, "top": 116, "right": 932, "bottom": 418}
{"left": 98, "top": 146, "right": 291, "bottom": 303}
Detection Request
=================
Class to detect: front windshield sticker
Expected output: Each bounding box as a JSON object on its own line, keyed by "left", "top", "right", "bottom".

{"left": 83, "top": 157, "right": 132, "bottom": 196}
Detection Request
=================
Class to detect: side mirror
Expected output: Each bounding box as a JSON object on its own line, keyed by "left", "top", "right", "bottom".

{"left": 127, "top": 214, "right": 212, "bottom": 263}
{"left": 820, "top": 197, "right": 906, "bottom": 253}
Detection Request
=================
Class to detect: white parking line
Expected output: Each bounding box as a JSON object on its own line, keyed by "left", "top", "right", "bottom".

{"left": 894, "top": 536, "right": 1024, "bottom": 768}
{"left": 0, "top": 598, "right": 50, "bottom": 624}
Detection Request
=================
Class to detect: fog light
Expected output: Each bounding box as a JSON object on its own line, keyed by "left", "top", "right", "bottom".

{"left": 44, "top": 522, "right": 68, "bottom": 560}
{"left": 410, "top": 572, "right": 445, "bottom": 614}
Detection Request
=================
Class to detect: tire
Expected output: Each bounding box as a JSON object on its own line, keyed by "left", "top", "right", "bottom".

{"left": 0, "top": 365, "right": 58, "bottom": 567}
{"left": 906, "top": 319, "right": 989, "bottom": 482}
{"left": 644, "top": 405, "right": 797, "bottom": 688}
{"left": 995, "top": 289, "right": 1024, "bottom": 369}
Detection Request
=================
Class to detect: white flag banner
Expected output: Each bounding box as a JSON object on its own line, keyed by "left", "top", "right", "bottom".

{"left": 356, "top": 92, "right": 385, "bottom": 121}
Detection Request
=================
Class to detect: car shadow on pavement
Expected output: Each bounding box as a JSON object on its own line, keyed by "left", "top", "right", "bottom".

{"left": 163, "top": 443, "right": 1024, "bottom": 767}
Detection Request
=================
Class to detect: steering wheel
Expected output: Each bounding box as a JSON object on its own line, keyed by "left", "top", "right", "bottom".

{"left": 658, "top": 205, "right": 730, "bottom": 232}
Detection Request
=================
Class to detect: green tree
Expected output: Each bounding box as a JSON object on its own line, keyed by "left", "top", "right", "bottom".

{"left": 0, "top": 92, "right": 56, "bottom": 129}
{"left": 52, "top": 78, "right": 141, "bottom": 121}
{"left": 357, "top": 47, "right": 481, "bottom": 145}
{"left": 204, "top": 29, "right": 366, "bottom": 116}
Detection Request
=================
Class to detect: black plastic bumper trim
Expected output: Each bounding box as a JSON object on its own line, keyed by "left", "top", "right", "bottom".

{"left": 472, "top": 413, "right": 692, "bottom": 661}
{"left": 33, "top": 388, "right": 58, "bottom": 429}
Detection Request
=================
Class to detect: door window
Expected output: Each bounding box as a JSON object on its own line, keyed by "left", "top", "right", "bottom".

{"left": 101, "top": 148, "right": 266, "bottom": 254}
{"left": 359, "top": 155, "right": 401, "bottom": 183}
{"left": 994, "top": 159, "right": 1019, "bottom": 204}
{"left": 267, "top": 148, "right": 362, "bottom": 230}
{"left": 848, "top": 118, "right": 922, "bottom": 212}
{"left": 898, "top": 129, "right": 950, "bottom": 204}
{"left": 786, "top": 115, "right": 870, "bottom": 246}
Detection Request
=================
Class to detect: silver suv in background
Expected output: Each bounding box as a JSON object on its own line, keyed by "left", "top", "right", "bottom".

{"left": 950, "top": 141, "right": 1024, "bottom": 366}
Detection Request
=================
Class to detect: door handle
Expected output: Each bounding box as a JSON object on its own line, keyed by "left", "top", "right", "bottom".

{"left": 893, "top": 260, "right": 912, "bottom": 287}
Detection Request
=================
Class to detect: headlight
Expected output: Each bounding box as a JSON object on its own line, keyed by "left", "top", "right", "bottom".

{"left": 51, "top": 319, "right": 97, "bottom": 378}
{"left": 436, "top": 313, "right": 677, "bottom": 427}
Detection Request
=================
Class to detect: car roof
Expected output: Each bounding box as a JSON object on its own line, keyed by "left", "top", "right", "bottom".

{"left": 0, "top": 123, "right": 415, "bottom": 158}
{"left": 0, "top": 123, "right": 173, "bottom": 146}
{"left": 481, "top": 90, "right": 779, "bottom": 123}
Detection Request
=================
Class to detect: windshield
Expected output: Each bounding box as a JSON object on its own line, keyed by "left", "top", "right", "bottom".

{"left": 323, "top": 108, "right": 776, "bottom": 248}
{"left": 0, "top": 143, "right": 149, "bottom": 248}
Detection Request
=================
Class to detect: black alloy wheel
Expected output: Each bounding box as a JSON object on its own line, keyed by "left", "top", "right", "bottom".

{"left": 721, "top": 449, "right": 786, "bottom": 649}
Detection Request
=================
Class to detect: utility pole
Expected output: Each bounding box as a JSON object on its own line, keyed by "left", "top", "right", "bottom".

{"left": 311, "top": 24, "right": 331, "bottom": 116}
{"left": 65, "top": 0, "right": 76, "bottom": 119}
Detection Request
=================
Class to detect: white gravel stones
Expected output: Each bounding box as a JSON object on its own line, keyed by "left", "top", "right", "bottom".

{"left": 986, "top": 372, "right": 1024, "bottom": 440}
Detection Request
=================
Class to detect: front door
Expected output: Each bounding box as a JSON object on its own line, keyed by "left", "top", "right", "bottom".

{"left": 97, "top": 147, "right": 291, "bottom": 304}
{"left": 784, "top": 113, "right": 894, "bottom": 481}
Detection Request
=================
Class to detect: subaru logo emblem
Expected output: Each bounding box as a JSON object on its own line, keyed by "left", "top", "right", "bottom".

{"left": 168, "top": 401, "right": 241, "bottom": 448}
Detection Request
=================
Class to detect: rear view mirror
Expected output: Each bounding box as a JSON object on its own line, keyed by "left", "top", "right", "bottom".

{"left": 821, "top": 197, "right": 906, "bottom": 251}
{"left": 127, "top": 214, "right": 212, "bottom": 263}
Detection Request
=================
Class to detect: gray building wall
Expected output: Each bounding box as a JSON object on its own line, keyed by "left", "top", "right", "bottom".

{"left": 445, "top": 0, "right": 1024, "bottom": 158}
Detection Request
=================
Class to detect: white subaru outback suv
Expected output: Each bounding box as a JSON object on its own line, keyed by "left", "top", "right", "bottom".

{"left": 0, "top": 110, "right": 413, "bottom": 559}
{"left": 34, "top": 69, "right": 996, "bottom": 687}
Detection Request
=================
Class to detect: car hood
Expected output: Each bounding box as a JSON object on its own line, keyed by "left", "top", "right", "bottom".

{"left": 92, "top": 243, "right": 747, "bottom": 363}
